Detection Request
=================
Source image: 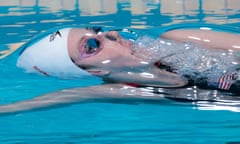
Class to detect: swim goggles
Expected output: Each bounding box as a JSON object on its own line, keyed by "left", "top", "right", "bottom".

{"left": 75, "top": 26, "right": 139, "bottom": 62}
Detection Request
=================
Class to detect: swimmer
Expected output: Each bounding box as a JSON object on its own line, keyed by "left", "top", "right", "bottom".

{"left": 17, "top": 25, "right": 240, "bottom": 92}
{"left": 1, "top": 25, "right": 240, "bottom": 115}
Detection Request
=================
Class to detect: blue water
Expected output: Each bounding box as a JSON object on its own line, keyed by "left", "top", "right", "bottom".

{"left": 1, "top": 0, "right": 240, "bottom": 143}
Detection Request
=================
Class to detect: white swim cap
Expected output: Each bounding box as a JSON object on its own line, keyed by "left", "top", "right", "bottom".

{"left": 17, "top": 28, "right": 95, "bottom": 78}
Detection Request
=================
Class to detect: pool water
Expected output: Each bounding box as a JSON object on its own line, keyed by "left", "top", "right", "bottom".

{"left": 1, "top": 0, "right": 240, "bottom": 143}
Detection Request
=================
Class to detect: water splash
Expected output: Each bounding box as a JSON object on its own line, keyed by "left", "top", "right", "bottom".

{"left": 131, "top": 36, "right": 240, "bottom": 80}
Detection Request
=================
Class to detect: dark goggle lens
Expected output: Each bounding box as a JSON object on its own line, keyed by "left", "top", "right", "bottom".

{"left": 85, "top": 38, "right": 100, "bottom": 54}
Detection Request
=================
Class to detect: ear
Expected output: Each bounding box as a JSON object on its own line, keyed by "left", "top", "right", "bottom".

{"left": 87, "top": 68, "right": 111, "bottom": 77}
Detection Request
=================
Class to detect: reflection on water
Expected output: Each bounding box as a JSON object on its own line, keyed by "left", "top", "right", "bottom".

{"left": 0, "top": 0, "right": 240, "bottom": 111}
{"left": 0, "top": 0, "right": 239, "bottom": 49}
{"left": 0, "top": 0, "right": 240, "bottom": 45}
{"left": 1, "top": 0, "right": 240, "bottom": 25}
{"left": 160, "top": 86, "right": 240, "bottom": 112}
{"left": 0, "top": 0, "right": 240, "bottom": 29}
{"left": 117, "top": 85, "right": 240, "bottom": 112}
{"left": 1, "top": 1, "right": 240, "bottom": 143}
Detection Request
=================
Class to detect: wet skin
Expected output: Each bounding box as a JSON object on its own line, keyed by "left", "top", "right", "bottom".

{"left": 1, "top": 27, "right": 240, "bottom": 115}
{"left": 67, "top": 28, "right": 187, "bottom": 87}
{"left": 67, "top": 28, "right": 240, "bottom": 87}
{"left": 162, "top": 29, "right": 240, "bottom": 52}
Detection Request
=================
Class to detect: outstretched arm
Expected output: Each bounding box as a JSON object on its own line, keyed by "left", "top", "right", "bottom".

{"left": 0, "top": 84, "right": 165, "bottom": 115}
{"left": 1, "top": 83, "right": 240, "bottom": 115}
{"left": 161, "top": 29, "right": 240, "bottom": 51}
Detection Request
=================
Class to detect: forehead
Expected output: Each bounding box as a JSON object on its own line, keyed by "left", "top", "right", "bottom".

{"left": 68, "top": 28, "right": 95, "bottom": 49}
{"left": 67, "top": 28, "right": 98, "bottom": 59}
{"left": 69, "top": 28, "right": 95, "bottom": 39}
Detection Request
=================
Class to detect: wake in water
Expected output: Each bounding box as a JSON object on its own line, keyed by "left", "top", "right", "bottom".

{"left": 131, "top": 36, "right": 240, "bottom": 84}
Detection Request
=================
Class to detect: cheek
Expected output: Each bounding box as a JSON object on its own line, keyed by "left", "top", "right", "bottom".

{"left": 79, "top": 50, "right": 115, "bottom": 66}
{"left": 120, "top": 38, "right": 132, "bottom": 47}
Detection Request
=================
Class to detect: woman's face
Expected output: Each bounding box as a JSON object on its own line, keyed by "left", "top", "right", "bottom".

{"left": 68, "top": 28, "right": 143, "bottom": 71}
{"left": 67, "top": 27, "right": 187, "bottom": 87}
